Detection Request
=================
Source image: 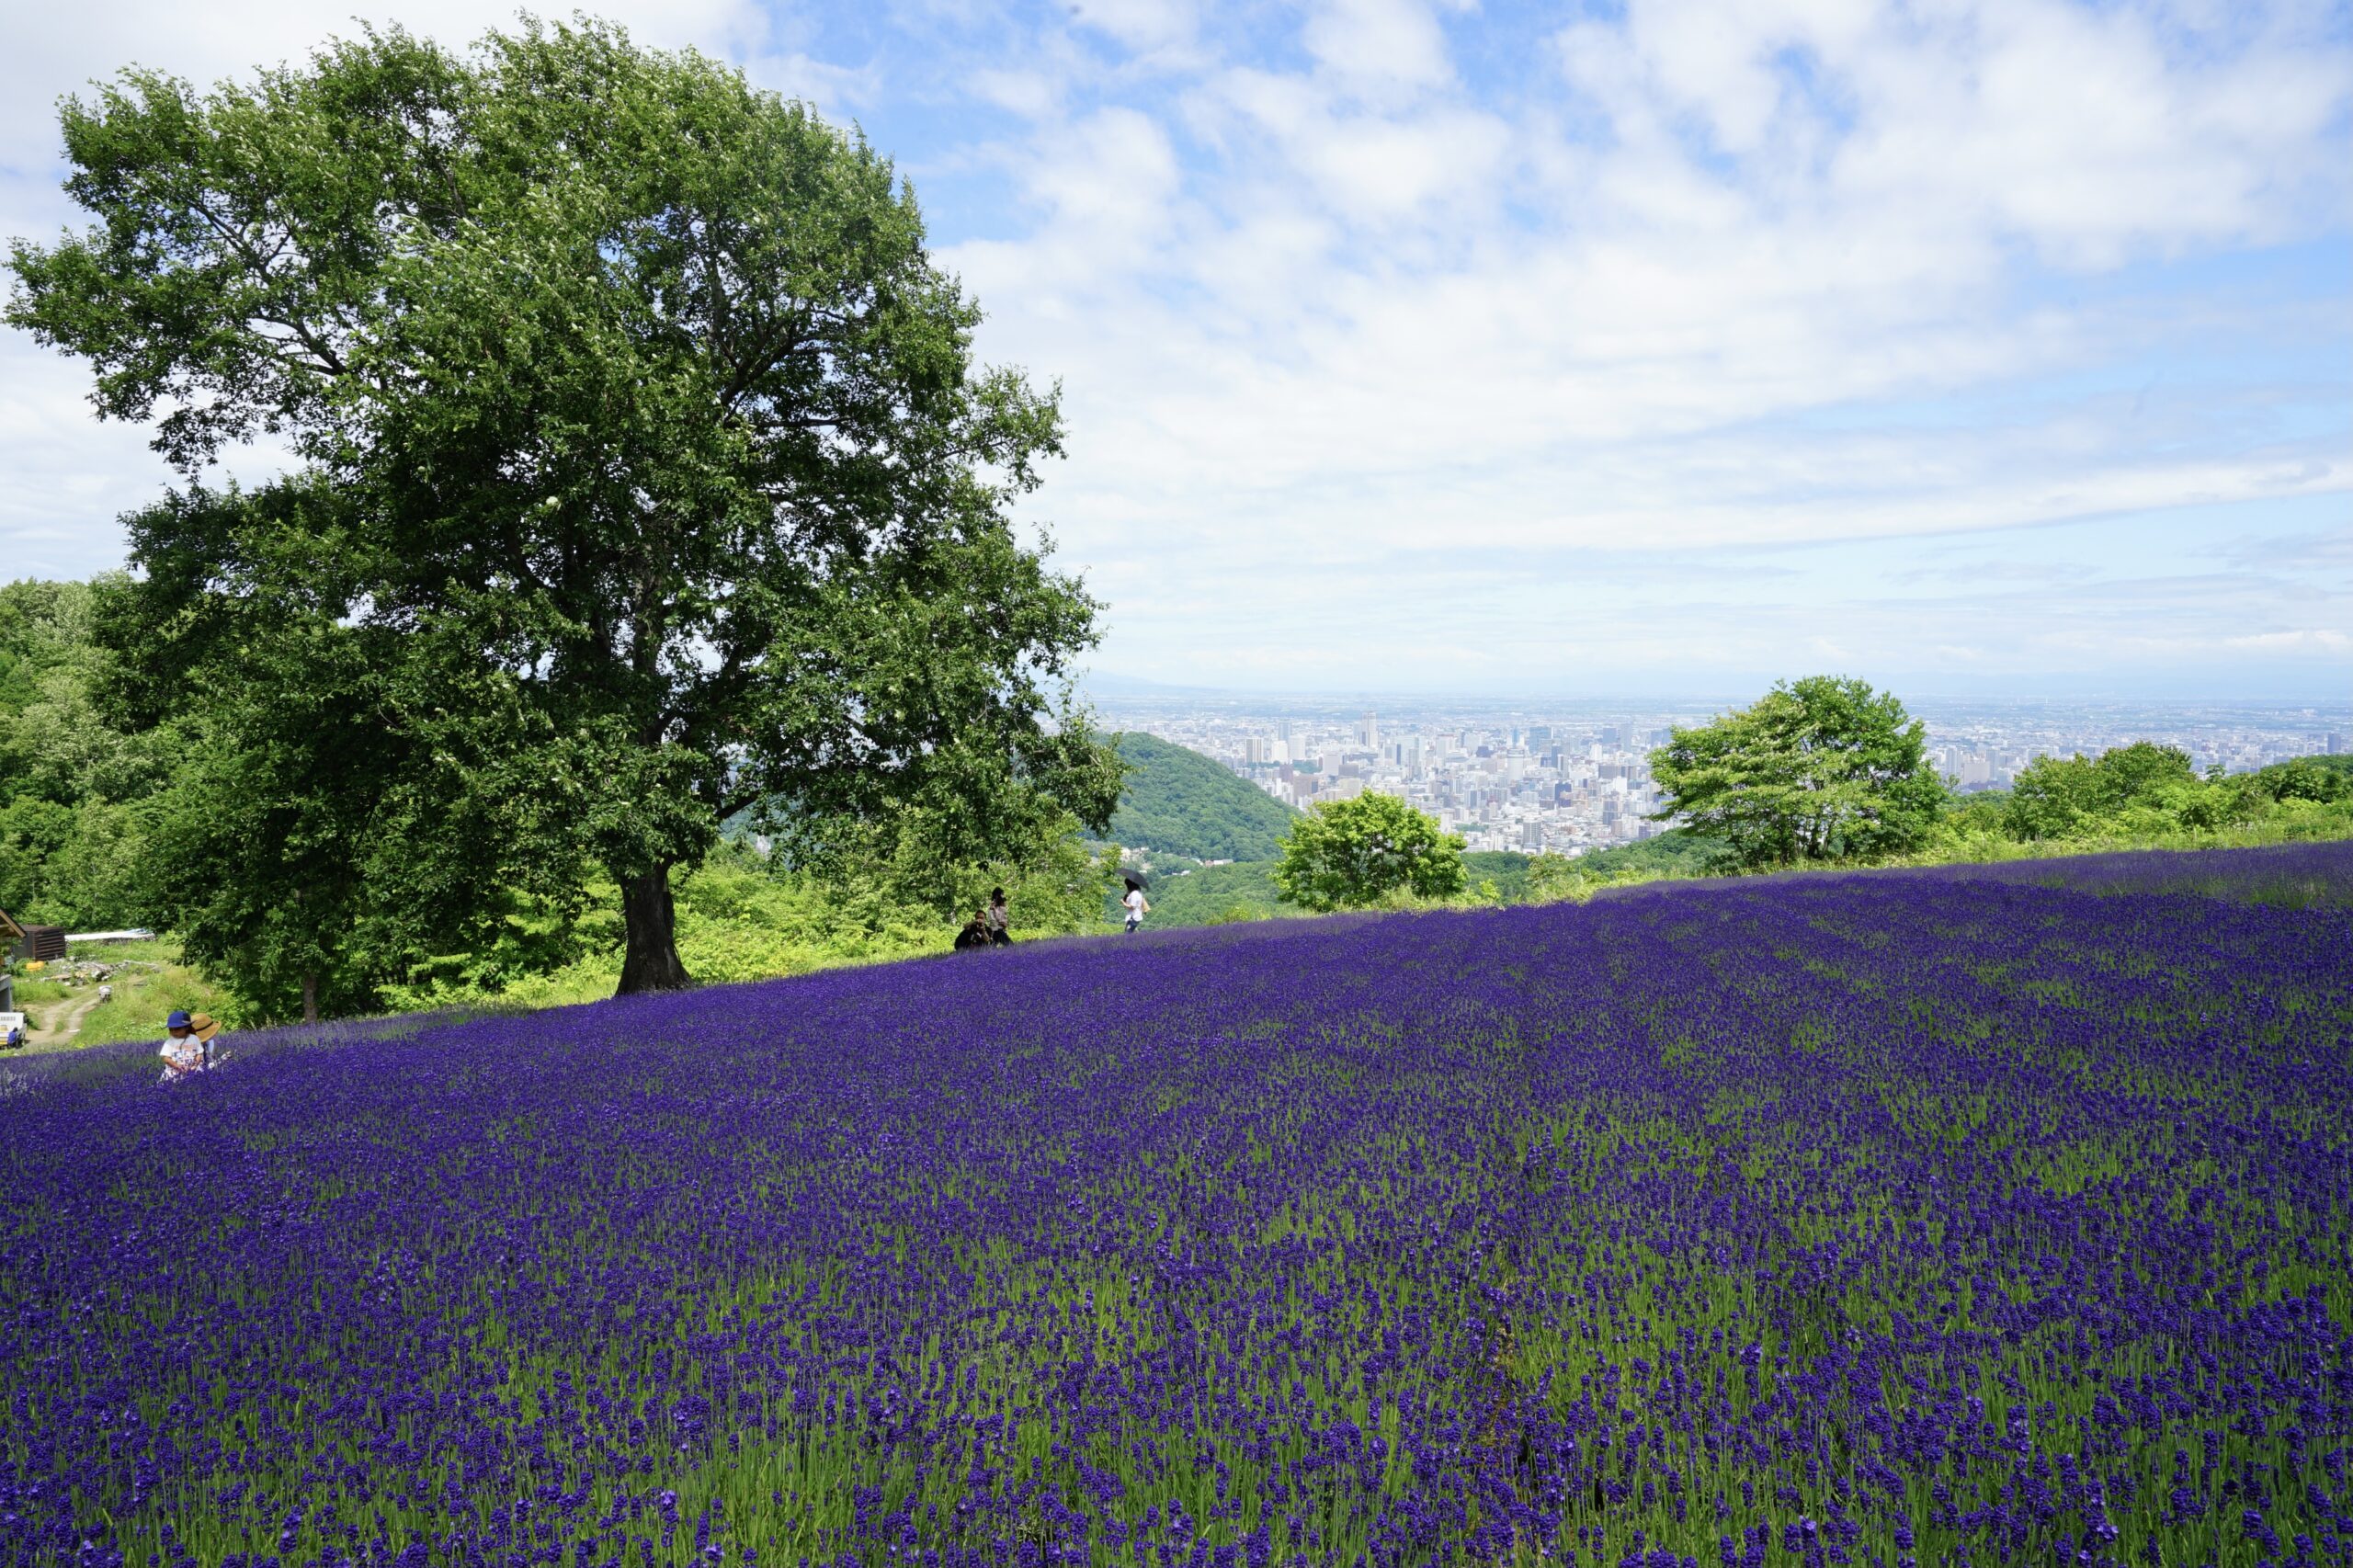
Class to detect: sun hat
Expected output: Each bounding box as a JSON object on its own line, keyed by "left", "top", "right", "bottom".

{"left": 189, "top": 1012, "right": 221, "bottom": 1042}
{"left": 166, "top": 1009, "right": 191, "bottom": 1030}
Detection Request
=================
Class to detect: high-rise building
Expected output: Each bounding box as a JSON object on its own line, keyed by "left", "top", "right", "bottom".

{"left": 1357, "top": 712, "right": 1381, "bottom": 750}
{"left": 2331, "top": 733, "right": 2349, "bottom": 756}
{"left": 1244, "top": 737, "right": 1269, "bottom": 765}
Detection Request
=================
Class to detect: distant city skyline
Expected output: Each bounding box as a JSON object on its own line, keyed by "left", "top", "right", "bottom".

{"left": 3, "top": 2, "right": 2347, "bottom": 696}
{"left": 1096, "top": 692, "right": 2346, "bottom": 858}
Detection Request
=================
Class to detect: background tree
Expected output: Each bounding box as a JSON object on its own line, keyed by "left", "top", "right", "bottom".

{"left": 0, "top": 578, "right": 159, "bottom": 926}
{"left": 9, "top": 18, "right": 1118, "bottom": 993}
{"left": 2005, "top": 742, "right": 2211, "bottom": 841}
{"left": 1273, "top": 792, "right": 1466, "bottom": 912}
{"left": 1649, "top": 676, "right": 1946, "bottom": 869}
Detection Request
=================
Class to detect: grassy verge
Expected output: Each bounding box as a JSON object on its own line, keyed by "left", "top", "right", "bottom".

{"left": 6, "top": 938, "right": 241, "bottom": 1054}
{"left": 28, "top": 809, "right": 2351, "bottom": 1039}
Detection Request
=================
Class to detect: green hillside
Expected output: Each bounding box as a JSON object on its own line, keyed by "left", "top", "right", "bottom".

{"left": 1108, "top": 733, "right": 1299, "bottom": 861}
{"left": 1120, "top": 859, "right": 1293, "bottom": 927}
{"left": 1562, "top": 829, "right": 1721, "bottom": 878}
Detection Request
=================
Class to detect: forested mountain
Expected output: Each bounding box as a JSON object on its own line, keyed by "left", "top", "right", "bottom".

{"left": 1108, "top": 733, "right": 1300, "bottom": 861}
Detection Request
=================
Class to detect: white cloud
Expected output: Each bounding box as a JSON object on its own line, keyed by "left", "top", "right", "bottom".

{"left": 924, "top": 0, "right": 2353, "bottom": 687}
{"left": 0, "top": 0, "right": 857, "bottom": 582}
{"left": 4, "top": 0, "right": 2348, "bottom": 691}
{"left": 2226, "top": 629, "right": 2353, "bottom": 653}
{"left": 1071, "top": 0, "right": 1199, "bottom": 52}
{"left": 0, "top": 0, "right": 787, "bottom": 157}
{"left": 1302, "top": 0, "right": 1456, "bottom": 95}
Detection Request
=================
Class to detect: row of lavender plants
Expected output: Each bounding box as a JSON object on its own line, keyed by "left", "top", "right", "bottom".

{"left": 1597, "top": 839, "right": 2353, "bottom": 908}
{"left": 2, "top": 856, "right": 2347, "bottom": 1567}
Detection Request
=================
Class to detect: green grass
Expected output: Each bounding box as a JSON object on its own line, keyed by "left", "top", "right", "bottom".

{"left": 5, "top": 939, "right": 241, "bottom": 1053}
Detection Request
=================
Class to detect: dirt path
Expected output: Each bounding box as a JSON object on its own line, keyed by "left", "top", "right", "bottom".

{"left": 27, "top": 992, "right": 105, "bottom": 1050}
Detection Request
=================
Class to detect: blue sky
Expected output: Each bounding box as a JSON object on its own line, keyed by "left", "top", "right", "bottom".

{"left": 2, "top": 0, "right": 2347, "bottom": 699}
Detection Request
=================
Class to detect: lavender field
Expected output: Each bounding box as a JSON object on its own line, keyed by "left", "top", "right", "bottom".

{"left": 4, "top": 847, "right": 2350, "bottom": 1568}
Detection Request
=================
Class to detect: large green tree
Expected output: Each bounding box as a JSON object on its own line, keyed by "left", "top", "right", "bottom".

{"left": 1649, "top": 676, "right": 1946, "bottom": 869}
{"left": 9, "top": 18, "right": 1117, "bottom": 993}
{"left": 1273, "top": 791, "right": 1466, "bottom": 912}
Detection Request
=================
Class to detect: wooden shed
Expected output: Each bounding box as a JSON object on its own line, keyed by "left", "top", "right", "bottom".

{"left": 2, "top": 909, "right": 66, "bottom": 963}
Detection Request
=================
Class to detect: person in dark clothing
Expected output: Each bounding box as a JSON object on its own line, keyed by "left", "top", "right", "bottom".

{"left": 952, "top": 910, "right": 991, "bottom": 951}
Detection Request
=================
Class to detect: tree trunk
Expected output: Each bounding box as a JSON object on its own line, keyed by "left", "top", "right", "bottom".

{"left": 618, "top": 866, "right": 693, "bottom": 994}
{"left": 301, "top": 971, "right": 319, "bottom": 1026}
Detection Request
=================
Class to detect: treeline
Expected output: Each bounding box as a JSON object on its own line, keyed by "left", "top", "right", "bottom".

{"left": 1645, "top": 676, "right": 2350, "bottom": 873}
{"left": 1957, "top": 742, "right": 2353, "bottom": 844}
{"left": 0, "top": 576, "right": 1124, "bottom": 1018}
{"left": 1139, "top": 680, "right": 2352, "bottom": 926}
{"left": 0, "top": 579, "right": 153, "bottom": 929}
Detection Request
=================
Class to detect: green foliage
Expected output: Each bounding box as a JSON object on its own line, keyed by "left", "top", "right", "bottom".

{"left": 1938, "top": 790, "right": 2013, "bottom": 839}
{"left": 0, "top": 578, "right": 160, "bottom": 926}
{"left": 2251, "top": 755, "right": 2353, "bottom": 805}
{"left": 1120, "top": 860, "right": 1292, "bottom": 927}
{"left": 1999, "top": 743, "right": 2353, "bottom": 847}
{"left": 1458, "top": 851, "right": 1530, "bottom": 901}
{"left": 1575, "top": 830, "right": 1724, "bottom": 878}
{"left": 1651, "top": 676, "right": 1947, "bottom": 870}
{"left": 7, "top": 17, "right": 1115, "bottom": 996}
{"left": 1106, "top": 733, "right": 1299, "bottom": 862}
{"left": 379, "top": 837, "right": 1112, "bottom": 1012}
{"left": 1273, "top": 791, "right": 1466, "bottom": 912}
{"left": 799, "top": 806, "right": 1125, "bottom": 933}
{"left": 1523, "top": 831, "right": 1725, "bottom": 903}
{"left": 2006, "top": 742, "right": 2203, "bottom": 841}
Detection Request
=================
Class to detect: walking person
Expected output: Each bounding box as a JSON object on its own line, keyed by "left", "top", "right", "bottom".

{"left": 1121, "top": 878, "right": 1149, "bottom": 934}
{"left": 985, "top": 888, "right": 1013, "bottom": 948}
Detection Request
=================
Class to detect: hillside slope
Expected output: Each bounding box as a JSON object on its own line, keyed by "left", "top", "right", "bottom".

{"left": 1108, "top": 733, "right": 1299, "bottom": 861}
{"left": 9, "top": 847, "right": 2345, "bottom": 1565}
